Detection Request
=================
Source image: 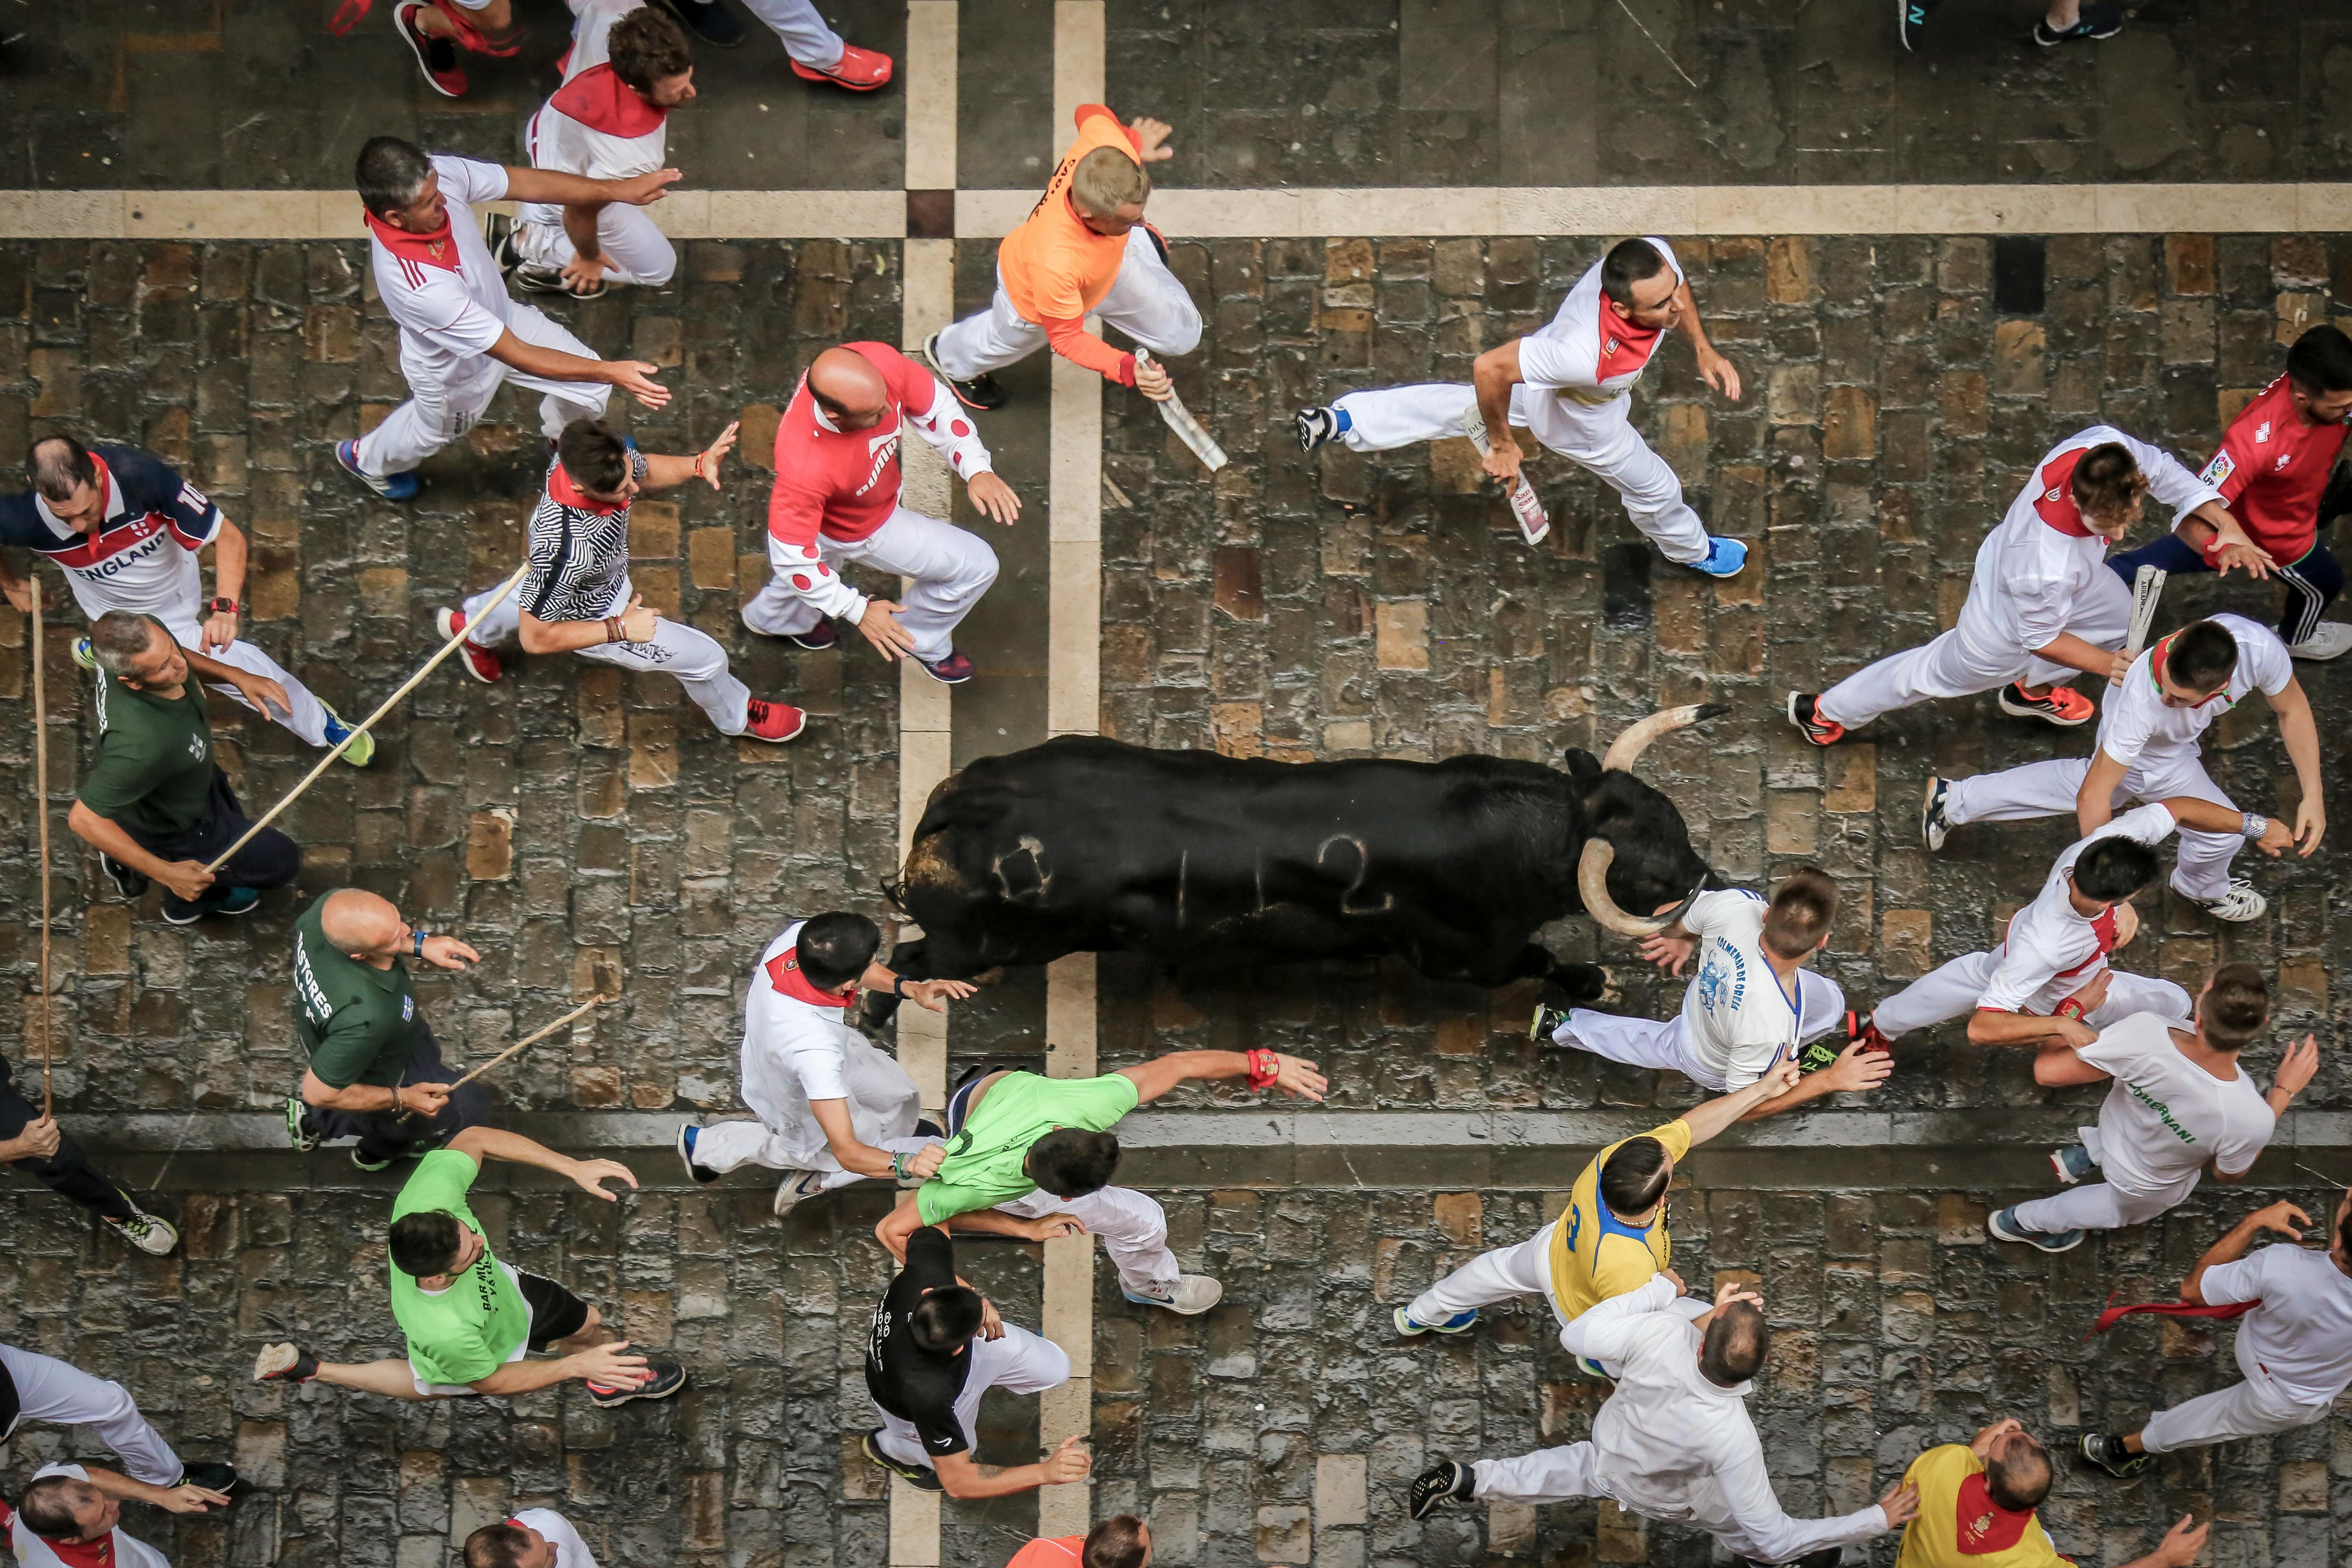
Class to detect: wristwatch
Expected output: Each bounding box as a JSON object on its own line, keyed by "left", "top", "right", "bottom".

{"left": 208, "top": 597, "right": 238, "bottom": 616}
{"left": 892, "top": 974, "right": 909, "bottom": 998}
{"left": 411, "top": 929, "right": 429, "bottom": 958}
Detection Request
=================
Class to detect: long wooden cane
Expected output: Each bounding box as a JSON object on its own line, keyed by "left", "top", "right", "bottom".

{"left": 205, "top": 563, "right": 529, "bottom": 873}
{"left": 400, "top": 993, "right": 613, "bottom": 1123}
{"left": 29, "top": 576, "right": 51, "bottom": 1118}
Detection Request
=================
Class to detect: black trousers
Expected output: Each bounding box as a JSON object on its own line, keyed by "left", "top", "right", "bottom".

{"left": 298, "top": 1022, "right": 490, "bottom": 1163}
{"left": 0, "top": 1055, "right": 136, "bottom": 1221}
{"left": 105, "top": 768, "right": 301, "bottom": 920}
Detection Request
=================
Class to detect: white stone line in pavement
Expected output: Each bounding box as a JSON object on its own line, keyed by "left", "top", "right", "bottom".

{"left": 13, "top": 183, "right": 2352, "bottom": 241}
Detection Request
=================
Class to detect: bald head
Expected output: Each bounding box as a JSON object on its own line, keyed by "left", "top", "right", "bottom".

{"left": 321, "top": 888, "right": 404, "bottom": 958}
{"left": 808, "top": 347, "right": 891, "bottom": 430}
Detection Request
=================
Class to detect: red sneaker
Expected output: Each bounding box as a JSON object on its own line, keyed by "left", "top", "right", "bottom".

{"left": 742, "top": 699, "right": 807, "bottom": 743}
{"left": 1785, "top": 691, "right": 1844, "bottom": 746}
{"left": 918, "top": 650, "right": 974, "bottom": 684}
{"left": 1997, "top": 682, "right": 2095, "bottom": 726}
{"left": 435, "top": 608, "right": 501, "bottom": 684}
{"left": 393, "top": 0, "right": 469, "bottom": 97}
{"left": 790, "top": 42, "right": 893, "bottom": 90}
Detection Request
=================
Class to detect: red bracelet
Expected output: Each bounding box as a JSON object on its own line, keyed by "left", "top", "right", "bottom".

{"left": 1245, "top": 1049, "right": 1280, "bottom": 1091}
{"left": 2054, "top": 998, "right": 2086, "bottom": 1022}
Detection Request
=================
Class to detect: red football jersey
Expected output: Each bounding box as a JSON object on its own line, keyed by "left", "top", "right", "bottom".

{"left": 765, "top": 342, "right": 985, "bottom": 549}
{"left": 2201, "top": 374, "right": 2348, "bottom": 560}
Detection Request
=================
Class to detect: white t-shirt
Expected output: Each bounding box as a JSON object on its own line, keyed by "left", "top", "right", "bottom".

{"left": 2201, "top": 1243, "right": 2352, "bottom": 1405}
{"left": 2098, "top": 612, "right": 2294, "bottom": 771}
{"left": 737, "top": 921, "right": 922, "bottom": 1166}
{"left": 1517, "top": 238, "right": 1686, "bottom": 400}
{"left": 1677, "top": 889, "right": 1806, "bottom": 1088}
{"left": 2, "top": 1464, "right": 171, "bottom": 1568}
{"left": 1978, "top": 802, "right": 2178, "bottom": 1015}
{"left": 514, "top": 1508, "right": 599, "bottom": 1568}
{"left": 2075, "top": 1012, "right": 2274, "bottom": 1194}
{"left": 367, "top": 155, "right": 516, "bottom": 389}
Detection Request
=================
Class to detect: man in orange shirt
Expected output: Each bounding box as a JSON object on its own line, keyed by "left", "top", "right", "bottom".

{"left": 1004, "top": 1517, "right": 1152, "bottom": 1568}
{"left": 922, "top": 105, "right": 1196, "bottom": 412}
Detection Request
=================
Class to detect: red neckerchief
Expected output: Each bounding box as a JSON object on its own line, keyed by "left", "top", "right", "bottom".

{"left": 1952, "top": 1472, "right": 2036, "bottom": 1556}
{"left": 2032, "top": 448, "right": 2093, "bottom": 536}
{"left": 1596, "top": 298, "right": 1668, "bottom": 380}
{"left": 2146, "top": 633, "right": 2229, "bottom": 710}
{"left": 547, "top": 459, "right": 629, "bottom": 517}
{"left": 365, "top": 207, "right": 462, "bottom": 273}
{"left": 550, "top": 63, "right": 668, "bottom": 138}
{"left": 2083, "top": 1292, "right": 2258, "bottom": 1341}
{"left": 764, "top": 948, "right": 855, "bottom": 1009}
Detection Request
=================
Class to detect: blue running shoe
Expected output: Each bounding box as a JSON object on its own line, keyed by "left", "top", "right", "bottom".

{"left": 1987, "top": 1207, "right": 2083, "bottom": 1253}
{"left": 1575, "top": 1355, "right": 1615, "bottom": 1381}
{"left": 1691, "top": 535, "right": 1748, "bottom": 578}
{"left": 71, "top": 636, "right": 95, "bottom": 671}
{"left": 1393, "top": 1305, "right": 1479, "bottom": 1336}
{"left": 336, "top": 440, "right": 419, "bottom": 501}
{"left": 319, "top": 703, "right": 374, "bottom": 767}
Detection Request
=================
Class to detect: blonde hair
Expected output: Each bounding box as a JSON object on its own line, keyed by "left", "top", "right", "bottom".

{"left": 1071, "top": 146, "right": 1149, "bottom": 218}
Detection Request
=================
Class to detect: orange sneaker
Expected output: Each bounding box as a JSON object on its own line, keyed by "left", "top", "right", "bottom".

{"left": 1997, "top": 682, "right": 2095, "bottom": 726}
{"left": 742, "top": 699, "right": 807, "bottom": 742}
{"left": 790, "top": 42, "right": 892, "bottom": 90}
{"left": 1785, "top": 691, "right": 1845, "bottom": 746}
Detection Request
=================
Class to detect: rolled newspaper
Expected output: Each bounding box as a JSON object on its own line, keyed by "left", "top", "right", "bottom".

{"left": 1459, "top": 402, "right": 1548, "bottom": 546}
{"left": 1135, "top": 349, "right": 1227, "bottom": 472}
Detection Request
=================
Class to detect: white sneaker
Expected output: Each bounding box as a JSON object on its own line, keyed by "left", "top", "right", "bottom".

{"left": 2287, "top": 621, "right": 2352, "bottom": 661}
{"left": 771, "top": 1170, "right": 826, "bottom": 1218}
{"left": 1121, "top": 1274, "right": 1223, "bottom": 1314}
{"left": 2190, "top": 878, "right": 2266, "bottom": 923}
{"left": 101, "top": 1198, "right": 179, "bottom": 1256}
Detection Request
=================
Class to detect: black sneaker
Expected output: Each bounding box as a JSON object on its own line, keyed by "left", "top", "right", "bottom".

{"left": 351, "top": 1148, "right": 396, "bottom": 1172}
{"left": 1408, "top": 1459, "right": 1473, "bottom": 1521}
{"left": 254, "top": 1342, "right": 319, "bottom": 1383}
{"left": 174, "top": 1461, "right": 240, "bottom": 1497}
{"left": 920, "top": 332, "right": 1005, "bottom": 411}
{"left": 786, "top": 620, "right": 838, "bottom": 652}
{"left": 862, "top": 1430, "right": 944, "bottom": 1490}
{"left": 284, "top": 1094, "right": 321, "bottom": 1154}
{"left": 2034, "top": 2, "right": 2123, "bottom": 44}
{"left": 1920, "top": 775, "right": 1952, "bottom": 851}
{"left": 2078, "top": 1431, "right": 2154, "bottom": 1479}
{"left": 1294, "top": 406, "right": 1341, "bottom": 452}
{"left": 588, "top": 1350, "right": 687, "bottom": 1407}
{"left": 102, "top": 856, "right": 150, "bottom": 900}
{"left": 1897, "top": 0, "right": 1938, "bottom": 49}
{"left": 650, "top": 0, "right": 744, "bottom": 46}
{"left": 484, "top": 212, "right": 519, "bottom": 274}
{"left": 1786, "top": 691, "right": 1846, "bottom": 746}
{"left": 510, "top": 262, "right": 571, "bottom": 295}
{"left": 1529, "top": 1002, "right": 1571, "bottom": 1042}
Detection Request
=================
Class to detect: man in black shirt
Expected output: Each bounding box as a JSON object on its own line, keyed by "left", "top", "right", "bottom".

{"left": 860, "top": 1226, "right": 1090, "bottom": 1498}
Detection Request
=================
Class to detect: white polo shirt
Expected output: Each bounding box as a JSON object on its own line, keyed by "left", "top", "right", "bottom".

{"left": 365, "top": 155, "right": 516, "bottom": 389}
{"left": 2098, "top": 613, "right": 2294, "bottom": 771}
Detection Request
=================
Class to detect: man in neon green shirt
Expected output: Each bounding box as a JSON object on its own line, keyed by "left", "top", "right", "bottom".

{"left": 875, "top": 1049, "right": 1327, "bottom": 1316}
{"left": 248, "top": 1126, "right": 685, "bottom": 1404}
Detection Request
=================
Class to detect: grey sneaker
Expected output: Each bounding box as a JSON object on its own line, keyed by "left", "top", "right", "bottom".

{"left": 100, "top": 1196, "right": 179, "bottom": 1256}
{"left": 2189, "top": 878, "right": 2266, "bottom": 923}
{"left": 771, "top": 1169, "right": 826, "bottom": 1218}
{"left": 1987, "top": 1207, "right": 2083, "bottom": 1253}
{"left": 283, "top": 1094, "right": 321, "bottom": 1153}
{"left": 1122, "top": 1274, "right": 1223, "bottom": 1314}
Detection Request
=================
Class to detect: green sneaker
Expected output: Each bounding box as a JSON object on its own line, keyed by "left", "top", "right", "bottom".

{"left": 1529, "top": 1003, "right": 1572, "bottom": 1042}
{"left": 71, "top": 636, "right": 95, "bottom": 672}
{"left": 320, "top": 704, "right": 374, "bottom": 766}
{"left": 284, "top": 1094, "right": 321, "bottom": 1153}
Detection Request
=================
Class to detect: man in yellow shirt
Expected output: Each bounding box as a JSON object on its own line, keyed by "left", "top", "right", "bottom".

{"left": 1393, "top": 1060, "right": 1800, "bottom": 1371}
{"left": 1895, "top": 1420, "right": 2206, "bottom": 1568}
{"left": 921, "top": 103, "right": 1197, "bottom": 412}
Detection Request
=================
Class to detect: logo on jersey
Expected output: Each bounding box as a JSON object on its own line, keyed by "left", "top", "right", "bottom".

{"left": 402, "top": 996, "right": 414, "bottom": 1021}
{"left": 855, "top": 427, "right": 903, "bottom": 499}
{"left": 2201, "top": 450, "right": 2235, "bottom": 489}
{"left": 186, "top": 733, "right": 207, "bottom": 760}
{"left": 1694, "top": 944, "right": 1747, "bottom": 1016}
{"left": 2276, "top": 452, "right": 2293, "bottom": 471}
{"left": 2255, "top": 420, "right": 2272, "bottom": 444}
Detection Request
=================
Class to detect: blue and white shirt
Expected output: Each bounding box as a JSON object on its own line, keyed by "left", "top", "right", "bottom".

{"left": 1678, "top": 889, "right": 1806, "bottom": 1089}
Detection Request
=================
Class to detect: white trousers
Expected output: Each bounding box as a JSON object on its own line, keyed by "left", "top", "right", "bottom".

{"left": 463, "top": 573, "right": 752, "bottom": 735}
{"left": 1872, "top": 950, "right": 2192, "bottom": 1040}
{"left": 1405, "top": 1225, "right": 1704, "bottom": 1357}
{"left": 514, "top": 201, "right": 677, "bottom": 288}
{"left": 0, "top": 1343, "right": 182, "bottom": 1486}
{"left": 1816, "top": 570, "right": 2132, "bottom": 729}
{"left": 870, "top": 1320, "right": 1070, "bottom": 1469}
{"left": 2141, "top": 1372, "right": 2330, "bottom": 1454}
{"left": 929, "top": 236, "right": 1204, "bottom": 380}
{"left": 688, "top": 1119, "right": 939, "bottom": 1194}
{"left": 2010, "top": 1176, "right": 2194, "bottom": 1235}
{"left": 160, "top": 615, "right": 332, "bottom": 747}
{"left": 1554, "top": 978, "right": 1848, "bottom": 1094}
{"left": 994, "top": 1186, "right": 1181, "bottom": 1297}
{"left": 1470, "top": 1441, "right": 1862, "bottom": 1566}
{"left": 1331, "top": 381, "right": 1710, "bottom": 565}
{"left": 356, "top": 303, "right": 611, "bottom": 477}
{"left": 739, "top": 0, "right": 844, "bottom": 66}
{"left": 742, "top": 508, "right": 997, "bottom": 664}
{"left": 1942, "top": 751, "right": 2241, "bottom": 902}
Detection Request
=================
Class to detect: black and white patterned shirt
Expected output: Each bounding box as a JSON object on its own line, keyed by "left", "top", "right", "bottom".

{"left": 523, "top": 447, "right": 650, "bottom": 622}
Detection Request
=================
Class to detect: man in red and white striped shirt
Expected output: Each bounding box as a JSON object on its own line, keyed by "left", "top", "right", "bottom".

{"left": 743, "top": 342, "right": 1019, "bottom": 686}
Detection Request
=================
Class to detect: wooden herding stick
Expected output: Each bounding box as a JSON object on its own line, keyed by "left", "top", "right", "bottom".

{"left": 29, "top": 575, "right": 51, "bottom": 1116}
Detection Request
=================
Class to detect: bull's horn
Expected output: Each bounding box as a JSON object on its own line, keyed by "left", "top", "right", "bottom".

{"left": 1577, "top": 840, "right": 1674, "bottom": 938}
{"left": 1601, "top": 701, "right": 1729, "bottom": 774}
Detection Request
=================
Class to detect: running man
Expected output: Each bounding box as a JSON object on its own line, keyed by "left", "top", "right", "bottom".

{"left": 1296, "top": 236, "right": 1748, "bottom": 575}
{"left": 1985, "top": 962, "right": 2316, "bottom": 1254}
{"left": 440, "top": 417, "right": 804, "bottom": 742}
{"left": 338, "top": 137, "right": 678, "bottom": 501}
{"left": 496, "top": 3, "right": 692, "bottom": 297}
{"left": 1531, "top": 868, "right": 1891, "bottom": 1116}
{"left": 0, "top": 1343, "right": 237, "bottom": 1495}
{"left": 1002, "top": 1518, "right": 1152, "bottom": 1568}
{"left": 677, "top": 911, "right": 967, "bottom": 1215}
{"left": 1924, "top": 613, "right": 2323, "bottom": 921}
{"left": 743, "top": 342, "right": 1016, "bottom": 686}
{"left": 2078, "top": 1190, "right": 2352, "bottom": 1477}
{"left": 922, "top": 105, "right": 1195, "bottom": 412}
{"left": 1391, "top": 1061, "right": 1800, "bottom": 1352}
{"left": 2109, "top": 324, "right": 2352, "bottom": 660}
{"left": 463, "top": 1508, "right": 599, "bottom": 1568}
{"left": 1865, "top": 798, "right": 2295, "bottom": 1052}
{"left": 2, "top": 1463, "right": 233, "bottom": 1568}
{"left": 875, "top": 1051, "right": 1328, "bottom": 1315}
{"left": 858, "top": 1223, "right": 1088, "bottom": 1498}
{"left": 1, "top": 1051, "right": 179, "bottom": 1254}
{"left": 0, "top": 435, "right": 365, "bottom": 758}
{"left": 253, "top": 1126, "right": 685, "bottom": 1407}
{"left": 1409, "top": 1275, "right": 1920, "bottom": 1564}
{"left": 1790, "top": 426, "right": 2264, "bottom": 744}
{"left": 1890, "top": 1420, "right": 2205, "bottom": 1568}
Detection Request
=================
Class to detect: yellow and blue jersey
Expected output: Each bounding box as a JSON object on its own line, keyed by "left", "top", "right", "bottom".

{"left": 1548, "top": 1117, "right": 1693, "bottom": 1322}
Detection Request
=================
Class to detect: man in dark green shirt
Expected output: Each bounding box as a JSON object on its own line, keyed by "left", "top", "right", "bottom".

{"left": 285, "top": 888, "right": 489, "bottom": 1170}
{"left": 65, "top": 610, "right": 302, "bottom": 924}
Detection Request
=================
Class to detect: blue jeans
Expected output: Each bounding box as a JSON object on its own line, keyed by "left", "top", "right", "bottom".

{"left": 2109, "top": 531, "right": 2343, "bottom": 646}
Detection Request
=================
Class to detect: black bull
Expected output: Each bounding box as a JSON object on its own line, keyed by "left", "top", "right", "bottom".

{"left": 885, "top": 710, "right": 1724, "bottom": 1001}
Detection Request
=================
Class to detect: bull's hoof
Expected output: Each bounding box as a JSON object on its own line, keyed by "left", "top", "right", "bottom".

{"left": 1551, "top": 963, "right": 1613, "bottom": 1004}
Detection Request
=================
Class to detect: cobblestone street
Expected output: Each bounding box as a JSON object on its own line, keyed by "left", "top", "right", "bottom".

{"left": 0, "top": 218, "right": 2348, "bottom": 1566}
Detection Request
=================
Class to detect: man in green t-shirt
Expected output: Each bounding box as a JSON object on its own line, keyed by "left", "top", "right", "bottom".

{"left": 875, "top": 1049, "right": 1328, "bottom": 1316}
{"left": 284, "top": 887, "right": 490, "bottom": 1172}
{"left": 251, "top": 1126, "right": 685, "bottom": 1405}
{"left": 65, "top": 610, "right": 302, "bottom": 924}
